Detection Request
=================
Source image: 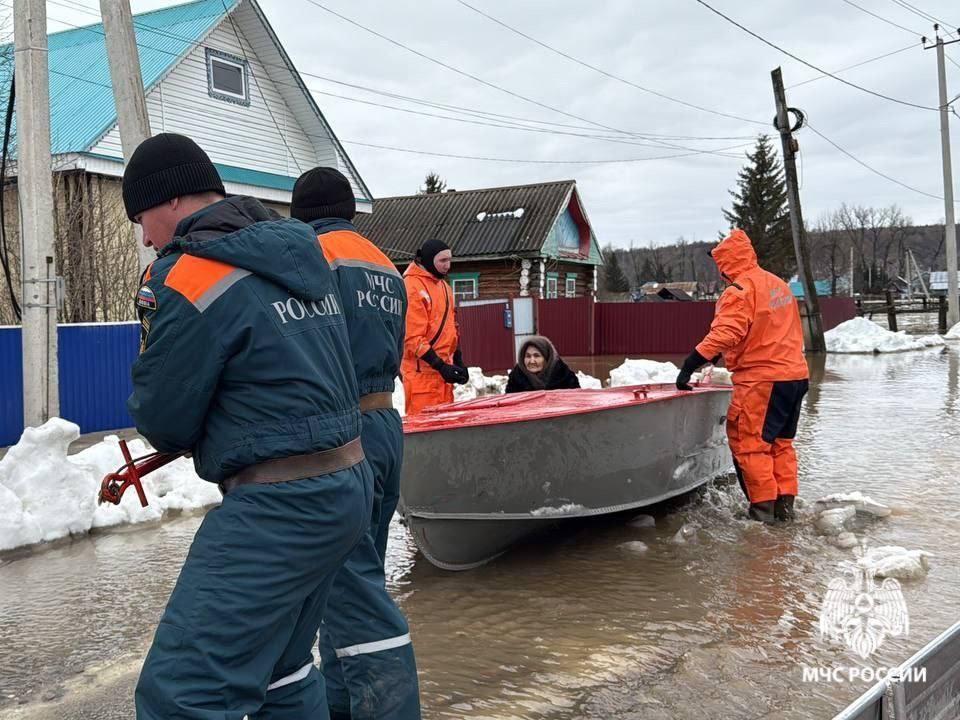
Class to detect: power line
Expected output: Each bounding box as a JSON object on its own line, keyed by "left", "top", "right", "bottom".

{"left": 693, "top": 0, "right": 939, "bottom": 111}
{"left": 889, "top": 0, "right": 957, "bottom": 31}
{"left": 841, "top": 0, "right": 924, "bottom": 35}
{"left": 35, "top": 0, "right": 757, "bottom": 148}
{"left": 343, "top": 139, "right": 746, "bottom": 165}
{"left": 35, "top": 9, "right": 754, "bottom": 159}
{"left": 787, "top": 43, "right": 920, "bottom": 88}
{"left": 452, "top": 0, "right": 767, "bottom": 126}
{"left": 805, "top": 121, "right": 950, "bottom": 201}
{"left": 300, "top": 0, "right": 745, "bottom": 154}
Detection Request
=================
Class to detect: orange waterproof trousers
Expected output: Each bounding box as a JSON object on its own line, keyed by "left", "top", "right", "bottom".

{"left": 403, "top": 370, "right": 454, "bottom": 416}
{"left": 727, "top": 380, "right": 808, "bottom": 504}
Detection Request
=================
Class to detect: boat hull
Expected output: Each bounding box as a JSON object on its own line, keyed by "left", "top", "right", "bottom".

{"left": 401, "top": 386, "right": 732, "bottom": 570}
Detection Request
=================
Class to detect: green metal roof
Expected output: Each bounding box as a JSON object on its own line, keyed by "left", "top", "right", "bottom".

{"left": 1, "top": 0, "right": 237, "bottom": 155}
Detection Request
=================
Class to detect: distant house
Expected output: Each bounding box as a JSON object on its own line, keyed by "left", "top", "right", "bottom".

{"left": 789, "top": 279, "right": 832, "bottom": 298}
{"left": 929, "top": 271, "right": 960, "bottom": 295}
{"left": 353, "top": 180, "right": 604, "bottom": 302}
{"left": 0, "top": 0, "right": 369, "bottom": 323}
{"left": 638, "top": 281, "right": 702, "bottom": 300}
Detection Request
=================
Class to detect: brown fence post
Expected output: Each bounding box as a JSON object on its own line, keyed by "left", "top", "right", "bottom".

{"left": 939, "top": 295, "right": 948, "bottom": 334}
{"left": 588, "top": 297, "right": 596, "bottom": 356}
{"left": 885, "top": 290, "right": 898, "bottom": 332}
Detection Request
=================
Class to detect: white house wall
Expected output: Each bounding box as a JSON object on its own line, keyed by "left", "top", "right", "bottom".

{"left": 233, "top": 1, "right": 368, "bottom": 202}
{"left": 91, "top": 19, "right": 334, "bottom": 182}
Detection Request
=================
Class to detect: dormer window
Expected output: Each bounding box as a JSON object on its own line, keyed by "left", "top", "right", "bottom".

{"left": 206, "top": 49, "right": 249, "bottom": 105}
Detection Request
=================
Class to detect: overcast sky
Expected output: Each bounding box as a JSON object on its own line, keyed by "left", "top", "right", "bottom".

{"left": 44, "top": 0, "right": 960, "bottom": 248}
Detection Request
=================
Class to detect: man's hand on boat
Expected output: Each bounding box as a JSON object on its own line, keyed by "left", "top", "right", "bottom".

{"left": 676, "top": 349, "right": 717, "bottom": 391}
{"left": 422, "top": 348, "right": 470, "bottom": 385}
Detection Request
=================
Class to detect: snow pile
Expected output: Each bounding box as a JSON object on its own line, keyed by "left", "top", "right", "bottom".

{"left": 393, "top": 378, "right": 406, "bottom": 417}
{"left": 815, "top": 506, "right": 857, "bottom": 536}
{"left": 946, "top": 322, "right": 960, "bottom": 341}
{"left": 454, "top": 367, "right": 509, "bottom": 402}
{"left": 696, "top": 366, "right": 733, "bottom": 386}
{"left": 814, "top": 491, "right": 892, "bottom": 518}
{"left": 859, "top": 546, "right": 930, "bottom": 581}
{"left": 610, "top": 359, "right": 680, "bottom": 386}
{"left": 825, "top": 317, "right": 944, "bottom": 353}
{"left": 577, "top": 371, "right": 603, "bottom": 389}
{"left": 0, "top": 419, "right": 215, "bottom": 552}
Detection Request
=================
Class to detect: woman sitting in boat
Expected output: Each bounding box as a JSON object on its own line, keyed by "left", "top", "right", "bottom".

{"left": 505, "top": 336, "right": 581, "bottom": 393}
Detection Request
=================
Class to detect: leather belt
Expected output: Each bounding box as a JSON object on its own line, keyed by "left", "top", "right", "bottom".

{"left": 359, "top": 392, "right": 394, "bottom": 413}
{"left": 219, "top": 437, "right": 364, "bottom": 496}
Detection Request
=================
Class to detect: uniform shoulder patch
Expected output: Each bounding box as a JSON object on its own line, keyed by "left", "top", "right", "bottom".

{"left": 136, "top": 285, "right": 158, "bottom": 311}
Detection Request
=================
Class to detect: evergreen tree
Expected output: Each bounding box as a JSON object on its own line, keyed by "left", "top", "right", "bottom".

{"left": 604, "top": 248, "right": 630, "bottom": 292}
{"left": 420, "top": 171, "right": 447, "bottom": 194}
{"left": 722, "top": 135, "right": 794, "bottom": 278}
{"left": 640, "top": 258, "right": 657, "bottom": 283}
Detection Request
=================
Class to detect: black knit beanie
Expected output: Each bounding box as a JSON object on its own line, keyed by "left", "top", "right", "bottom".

{"left": 416, "top": 238, "right": 451, "bottom": 278}
{"left": 122, "top": 133, "right": 225, "bottom": 221}
{"left": 290, "top": 166, "right": 356, "bottom": 222}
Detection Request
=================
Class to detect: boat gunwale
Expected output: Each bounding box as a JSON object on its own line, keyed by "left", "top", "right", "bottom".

{"left": 402, "top": 382, "right": 731, "bottom": 435}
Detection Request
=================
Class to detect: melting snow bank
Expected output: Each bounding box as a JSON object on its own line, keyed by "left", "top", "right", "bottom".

{"left": 858, "top": 546, "right": 931, "bottom": 581}
{"left": 947, "top": 322, "right": 960, "bottom": 341}
{"left": 814, "top": 491, "right": 892, "bottom": 518}
{"left": 826, "top": 317, "right": 946, "bottom": 353}
{"left": 609, "top": 358, "right": 731, "bottom": 387}
{"left": 454, "top": 367, "right": 509, "bottom": 402}
{"left": 577, "top": 371, "right": 603, "bottom": 389}
{"left": 0, "top": 419, "right": 215, "bottom": 552}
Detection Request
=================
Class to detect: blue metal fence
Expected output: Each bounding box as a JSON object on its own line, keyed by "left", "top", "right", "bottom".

{"left": 0, "top": 322, "right": 139, "bottom": 447}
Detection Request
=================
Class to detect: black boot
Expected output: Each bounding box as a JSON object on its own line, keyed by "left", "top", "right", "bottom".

{"left": 329, "top": 711, "right": 351, "bottom": 720}
{"left": 748, "top": 500, "right": 777, "bottom": 524}
{"left": 774, "top": 494, "right": 796, "bottom": 522}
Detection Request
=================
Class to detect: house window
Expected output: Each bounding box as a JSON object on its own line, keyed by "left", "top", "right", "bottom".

{"left": 546, "top": 273, "right": 559, "bottom": 299}
{"left": 449, "top": 273, "right": 480, "bottom": 302}
{"left": 565, "top": 274, "right": 577, "bottom": 298}
{"left": 206, "top": 49, "right": 249, "bottom": 105}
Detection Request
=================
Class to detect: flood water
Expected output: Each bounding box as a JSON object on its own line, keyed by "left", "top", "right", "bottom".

{"left": 2, "top": 340, "right": 959, "bottom": 719}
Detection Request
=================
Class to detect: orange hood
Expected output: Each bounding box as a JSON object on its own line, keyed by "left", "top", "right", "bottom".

{"left": 711, "top": 228, "right": 758, "bottom": 281}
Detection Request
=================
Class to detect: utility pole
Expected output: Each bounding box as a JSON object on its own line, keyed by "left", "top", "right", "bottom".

{"left": 924, "top": 28, "right": 960, "bottom": 328}
{"left": 771, "top": 67, "right": 825, "bottom": 352}
{"left": 100, "top": 0, "right": 154, "bottom": 270}
{"left": 14, "top": 0, "right": 59, "bottom": 427}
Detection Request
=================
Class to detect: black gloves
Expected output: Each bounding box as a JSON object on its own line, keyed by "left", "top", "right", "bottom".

{"left": 676, "top": 349, "right": 709, "bottom": 391}
{"left": 453, "top": 347, "right": 466, "bottom": 370}
{"left": 422, "top": 348, "right": 469, "bottom": 385}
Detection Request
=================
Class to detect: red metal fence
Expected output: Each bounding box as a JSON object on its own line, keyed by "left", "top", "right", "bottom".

{"left": 536, "top": 297, "right": 593, "bottom": 356}
{"left": 596, "top": 301, "right": 716, "bottom": 355}
{"left": 457, "top": 301, "right": 516, "bottom": 373}
{"left": 819, "top": 297, "right": 856, "bottom": 331}
{"left": 535, "top": 297, "right": 857, "bottom": 359}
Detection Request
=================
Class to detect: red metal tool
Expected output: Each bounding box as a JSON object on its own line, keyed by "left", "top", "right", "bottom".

{"left": 97, "top": 439, "right": 184, "bottom": 507}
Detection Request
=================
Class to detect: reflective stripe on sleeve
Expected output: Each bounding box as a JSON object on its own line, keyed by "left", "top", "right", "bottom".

{"left": 334, "top": 632, "right": 411, "bottom": 658}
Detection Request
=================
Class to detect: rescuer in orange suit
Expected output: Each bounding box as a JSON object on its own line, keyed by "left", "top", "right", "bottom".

{"left": 402, "top": 239, "right": 469, "bottom": 414}
{"left": 676, "top": 229, "right": 809, "bottom": 524}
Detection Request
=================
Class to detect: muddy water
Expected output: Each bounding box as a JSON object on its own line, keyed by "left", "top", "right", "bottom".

{"left": 2, "top": 346, "right": 959, "bottom": 719}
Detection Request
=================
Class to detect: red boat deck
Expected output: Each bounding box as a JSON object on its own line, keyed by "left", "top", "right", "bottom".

{"left": 403, "top": 383, "right": 730, "bottom": 434}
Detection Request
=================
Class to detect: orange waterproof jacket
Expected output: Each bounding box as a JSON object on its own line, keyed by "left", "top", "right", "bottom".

{"left": 696, "top": 229, "right": 809, "bottom": 383}
{"left": 402, "top": 262, "right": 459, "bottom": 377}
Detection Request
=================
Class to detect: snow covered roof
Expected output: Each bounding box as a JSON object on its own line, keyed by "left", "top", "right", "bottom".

{"left": 929, "top": 271, "right": 960, "bottom": 291}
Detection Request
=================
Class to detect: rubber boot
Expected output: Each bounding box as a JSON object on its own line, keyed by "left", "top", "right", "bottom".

{"left": 748, "top": 500, "right": 777, "bottom": 524}
{"left": 774, "top": 495, "right": 796, "bottom": 522}
{"left": 329, "top": 710, "right": 351, "bottom": 720}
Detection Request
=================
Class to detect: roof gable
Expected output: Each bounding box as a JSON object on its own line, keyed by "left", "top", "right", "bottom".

{"left": 354, "top": 180, "right": 578, "bottom": 261}
{"left": 5, "top": 0, "right": 235, "bottom": 155}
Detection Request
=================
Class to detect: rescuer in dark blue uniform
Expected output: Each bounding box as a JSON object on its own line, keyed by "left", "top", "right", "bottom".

{"left": 292, "top": 167, "right": 420, "bottom": 720}
{"left": 123, "top": 134, "right": 372, "bottom": 719}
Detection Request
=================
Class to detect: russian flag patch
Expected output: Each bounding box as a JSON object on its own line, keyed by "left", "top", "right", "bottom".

{"left": 136, "top": 285, "right": 158, "bottom": 311}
